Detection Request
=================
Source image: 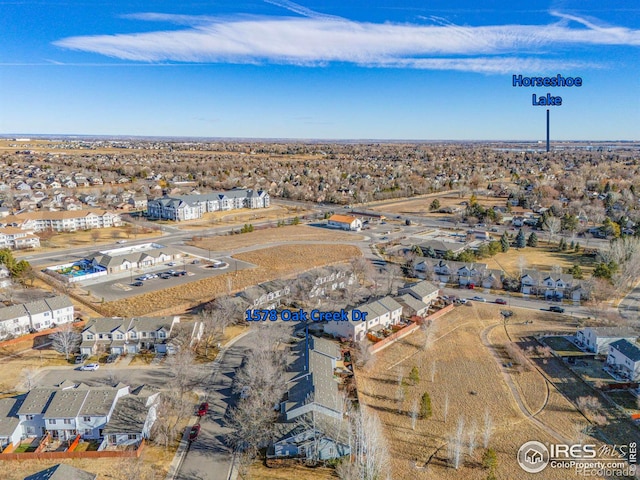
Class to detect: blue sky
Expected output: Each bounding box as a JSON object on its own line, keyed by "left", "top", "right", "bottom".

{"left": 1, "top": 0, "right": 638, "bottom": 140}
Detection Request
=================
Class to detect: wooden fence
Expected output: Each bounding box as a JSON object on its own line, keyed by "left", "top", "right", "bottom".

{"left": 0, "top": 440, "right": 145, "bottom": 461}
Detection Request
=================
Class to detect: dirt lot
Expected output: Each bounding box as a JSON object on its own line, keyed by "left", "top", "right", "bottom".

{"left": 98, "top": 244, "right": 361, "bottom": 317}
{"left": 355, "top": 304, "right": 611, "bottom": 480}
{"left": 189, "top": 224, "right": 363, "bottom": 252}
{"left": 484, "top": 246, "right": 596, "bottom": 278}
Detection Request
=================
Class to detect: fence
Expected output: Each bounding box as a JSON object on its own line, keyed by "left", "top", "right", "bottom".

{"left": 0, "top": 440, "right": 145, "bottom": 461}
{"left": 367, "top": 304, "right": 455, "bottom": 355}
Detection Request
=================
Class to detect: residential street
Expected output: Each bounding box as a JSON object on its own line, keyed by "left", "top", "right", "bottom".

{"left": 174, "top": 331, "right": 255, "bottom": 480}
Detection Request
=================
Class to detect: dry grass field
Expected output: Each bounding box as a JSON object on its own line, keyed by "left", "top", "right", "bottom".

{"left": 98, "top": 244, "right": 361, "bottom": 317}
{"left": 190, "top": 225, "right": 364, "bottom": 252}
{"left": 355, "top": 304, "right": 608, "bottom": 480}
{"left": 177, "top": 205, "right": 314, "bottom": 230}
{"left": 369, "top": 193, "right": 508, "bottom": 217}
{"left": 248, "top": 462, "right": 338, "bottom": 479}
{"left": 484, "top": 245, "right": 597, "bottom": 277}
{"left": 0, "top": 443, "right": 172, "bottom": 480}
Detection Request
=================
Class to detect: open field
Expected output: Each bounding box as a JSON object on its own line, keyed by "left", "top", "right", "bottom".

{"left": 369, "top": 193, "right": 508, "bottom": 216}
{"left": 484, "top": 245, "right": 597, "bottom": 277}
{"left": 248, "top": 462, "right": 337, "bottom": 479}
{"left": 541, "top": 335, "right": 585, "bottom": 355}
{"left": 0, "top": 345, "right": 70, "bottom": 394}
{"left": 189, "top": 224, "right": 364, "bottom": 252}
{"left": 175, "top": 204, "right": 314, "bottom": 230}
{"left": 32, "top": 225, "right": 162, "bottom": 251}
{"left": 98, "top": 244, "right": 361, "bottom": 317}
{"left": 355, "top": 304, "right": 611, "bottom": 480}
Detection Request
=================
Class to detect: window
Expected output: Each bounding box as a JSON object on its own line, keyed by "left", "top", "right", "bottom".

{"left": 86, "top": 334, "right": 94, "bottom": 340}
{"left": 83, "top": 416, "right": 91, "bottom": 422}
{"left": 116, "top": 334, "right": 123, "bottom": 340}
{"left": 49, "top": 419, "right": 56, "bottom": 425}
{"left": 64, "top": 419, "right": 71, "bottom": 424}
{"left": 84, "top": 429, "right": 92, "bottom": 436}
{"left": 26, "top": 415, "right": 34, "bottom": 421}
{"left": 13, "top": 319, "right": 19, "bottom": 324}
{"left": 128, "top": 434, "right": 138, "bottom": 440}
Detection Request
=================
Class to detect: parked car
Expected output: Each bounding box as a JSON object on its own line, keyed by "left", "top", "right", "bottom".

{"left": 471, "top": 296, "right": 487, "bottom": 302}
{"left": 116, "top": 240, "right": 127, "bottom": 244}
{"left": 197, "top": 402, "right": 209, "bottom": 417}
{"left": 106, "top": 354, "right": 119, "bottom": 364}
{"left": 75, "top": 354, "right": 88, "bottom": 364}
{"left": 132, "top": 281, "right": 144, "bottom": 287}
{"left": 549, "top": 306, "right": 565, "bottom": 313}
{"left": 81, "top": 363, "right": 99, "bottom": 371}
{"left": 188, "top": 424, "right": 201, "bottom": 441}
{"left": 192, "top": 259, "right": 200, "bottom": 264}
{"left": 159, "top": 273, "right": 171, "bottom": 279}
{"left": 495, "top": 298, "right": 507, "bottom": 305}
{"left": 167, "top": 262, "right": 176, "bottom": 266}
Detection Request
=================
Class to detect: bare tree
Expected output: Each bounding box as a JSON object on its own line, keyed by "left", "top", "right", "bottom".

{"left": 542, "top": 216, "right": 561, "bottom": 244}
{"left": 443, "top": 393, "right": 450, "bottom": 424}
{"left": 354, "top": 339, "right": 375, "bottom": 369}
{"left": 482, "top": 409, "right": 493, "bottom": 448}
{"left": 448, "top": 416, "right": 465, "bottom": 469}
{"left": 20, "top": 367, "right": 39, "bottom": 391}
{"left": 49, "top": 322, "right": 81, "bottom": 361}
{"left": 430, "top": 360, "right": 437, "bottom": 382}
{"left": 467, "top": 419, "right": 478, "bottom": 456}
{"left": 343, "top": 407, "right": 390, "bottom": 480}
{"left": 410, "top": 398, "right": 419, "bottom": 430}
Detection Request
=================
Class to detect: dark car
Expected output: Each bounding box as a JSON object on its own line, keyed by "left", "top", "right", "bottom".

{"left": 495, "top": 298, "right": 507, "bottom": 305}
{"left": 132, "top": 281, "right": 144, "bottom": 287}
{"left": 197, "top": 402, "right": 209, "bottom": 417}
{"left": 549, "top": 306, "right": 565, "bottom": 313}
{"left": 188, "top": 424, "right": 201, "bottom": 441}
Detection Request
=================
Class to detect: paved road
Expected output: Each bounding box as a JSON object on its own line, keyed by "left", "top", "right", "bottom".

{"left": 619, "top": 282, "right": 640, "bottom": 323}
{"left": 175, "top": 331, "right": 255, "bottom": 480}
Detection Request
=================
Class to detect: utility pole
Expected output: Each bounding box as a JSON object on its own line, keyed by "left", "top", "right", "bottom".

{"left": 546, "top": 108, "right": 550, "bottom": 153}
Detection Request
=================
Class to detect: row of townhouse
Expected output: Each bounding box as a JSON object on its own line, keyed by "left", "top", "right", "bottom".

{"left": 146, "top": 188, "right": 269, "bottom": 221}
{"left": 0, "top": 380, "right": 158, "bottom": 451}
{"left": 0, "top": 210, "right": 122, "bottom": 233}
{"left": 0, "top": 295, "right": 74, "bottom": 340}
{"left": 607, "top": 339, "right": 640, "bottom": 381}
{"left": 324, "top": 280, "right": 439, "bottom": 342}
{"left": 79, "top": 316, "right": 182, "bottom": 357}
{"left": 271, "top": 336, "right": 351, "bottom": 461}
{"left": 0, "top": 227, "right": 40, "bottom": 250}
{"left": 415, "top": 258, "right": 502, "bottom": 289}
{"left": 416, "top": 257, "right": 586, "bottom": 301}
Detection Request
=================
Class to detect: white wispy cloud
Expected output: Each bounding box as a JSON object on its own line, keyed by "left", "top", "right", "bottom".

{"left": 53, "top": 10, "right": 640, "bottom": 73}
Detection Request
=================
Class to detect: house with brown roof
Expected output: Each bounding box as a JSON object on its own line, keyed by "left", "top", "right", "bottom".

{"left": 327, "top": 214, "right": 362, "bottom": 231}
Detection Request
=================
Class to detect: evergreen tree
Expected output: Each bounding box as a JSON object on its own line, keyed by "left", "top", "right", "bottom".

{"left": 569, "top": 240, "right": 575, "bottom": 250}
{"left": 527, "top": 232, "right": 538, "bottom": 247}
{"left": 515, "top": 229, "right": 526, "bottom": 248}
{"left": 420, "top": 392, "right": 432, "bottom": 419}
{"left": 500, "top": 232, "right": 510, "bottom": 252}
{"left": 409, "top": 366, "right": 420, "bottom": 385}
{"left": 575, "top": 242, "right": 580, "bottom": 252}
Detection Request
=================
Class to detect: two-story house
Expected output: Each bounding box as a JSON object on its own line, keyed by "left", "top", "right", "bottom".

{"left": 80, "top": 316, "right": 180, "bottom": 356}
{"left": 607, "top": 339, "right": 640, "bottom": 381}
{"left": 0, "top": 295, "right": 74, "bottom": 340}
{"left": 324, "top": 296, "right": 403, "bottom": 342}
{"left": 576, "top": 327, "right": 638, "bottom": 354}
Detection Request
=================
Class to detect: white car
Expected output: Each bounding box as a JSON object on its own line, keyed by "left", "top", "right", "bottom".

{"left": 471, "top": 296, "right": 487, "bottom": 302}
{"left": 81, "top": 363, "right": 99, "bottom": 371}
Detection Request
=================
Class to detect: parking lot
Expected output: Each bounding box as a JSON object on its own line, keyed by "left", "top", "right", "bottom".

{"left": 78, "top": 256, "right": 255, "bottom": 302}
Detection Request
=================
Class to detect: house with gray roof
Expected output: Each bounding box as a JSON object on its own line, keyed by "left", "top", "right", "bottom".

{"left": 0, "top": 295, "right": 74, "bottom": 340}
{"left": 396, "top": 294, "right": 429, "bottom": 318}
{"left": 576, "top": 326, "right": 638, "bottom": 354}
{"left": 0, "top": 397, "right": 22, "bottom": 452}
{"left": 398, "top": 280, "right": 439, "bottom": 305}
{"left": 103, "top": 385, "right": 159, "bottom": 447}
{"left": 17, "top": 386, "right": 58, "bottom": 437}
{"left": 272, "top": 336, "right": 350, "bottom": 462}
{"left": 80, "top": 316, "right": 180, "bottom": 356}
{"left": 24, "top": 464, "right": 97, "bottom": 480}
{"left": 324, "top": 296, "right": 403, "bottom": 342}
{"left": 607, "top": 339, "right": 640, "bottom": 381}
